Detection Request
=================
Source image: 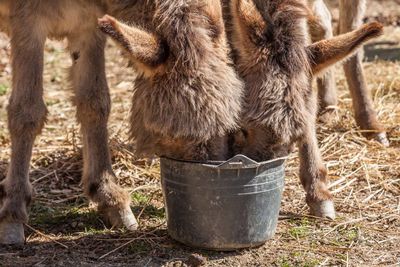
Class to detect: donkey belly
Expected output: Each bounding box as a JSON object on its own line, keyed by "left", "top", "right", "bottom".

{"left": 0, "top": 0, "right": 107, "bottom": 40}
{"left": 44, "top": 0, "right": 107, "bottom": 40}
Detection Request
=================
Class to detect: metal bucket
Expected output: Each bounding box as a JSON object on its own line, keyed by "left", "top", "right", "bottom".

{"left": 160, "top": 154, "right": 285, "bottom": 250}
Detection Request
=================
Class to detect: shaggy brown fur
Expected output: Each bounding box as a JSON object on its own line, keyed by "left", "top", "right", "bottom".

{"left": 226, "top": 0, "right": 383, "bottom": 219}
{"left": 99, "top": 1, "right": 243, "bottom": 160}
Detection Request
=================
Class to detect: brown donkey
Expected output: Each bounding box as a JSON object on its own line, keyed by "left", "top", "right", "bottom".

{"left": 227, "top": 0, "right": 383, "bottom": 219}
{"left": 251, "top": 0, "right": 388, "bottom": 145}
{"left": 0, "top": 0, "right": 138, "bottom": 245}
{"left": 0, "top": 0, "right": 242, "bottom": 244}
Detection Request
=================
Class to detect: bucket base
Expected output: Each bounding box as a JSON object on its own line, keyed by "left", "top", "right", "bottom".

{"left": 169, "top": 229, "right": 268, "bottom": 251}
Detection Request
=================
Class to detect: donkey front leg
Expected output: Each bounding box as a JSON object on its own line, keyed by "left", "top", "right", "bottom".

{"left": 68, "top": 30, "right": 138, "bottom": 230}
{"left": 339, "top": 0, "right": 388, "bottom": 146}
{"left": 309, "top": 0, "right": 338, "bottom": 123}
{"left": 298, "top": 123, "right": 335, "bottom": 220}
{"left": 0, "top": 22, "right": 47, "bottom": 244}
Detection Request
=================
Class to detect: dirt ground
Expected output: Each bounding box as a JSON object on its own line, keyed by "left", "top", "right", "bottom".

{"left": 0, "top": 1, "right": 400, "bottom": 266}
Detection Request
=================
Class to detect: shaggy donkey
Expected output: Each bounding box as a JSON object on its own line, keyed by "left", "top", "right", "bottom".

{"left": 308, "top": 0, "right": 388, "bottom": 146}
{"left": 248, "top": 0, "right": 389, "bottom": 145}
{"left": 0, "top": 0, "right": 242, "bottom": 244}
{"left": 227, "top": 0, "right": 383, "bottom": 219}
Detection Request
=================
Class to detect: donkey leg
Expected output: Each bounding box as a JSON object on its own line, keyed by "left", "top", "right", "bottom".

{"left": 68, "top": 30, "right": 138, "bottom": 231}
{"left": 339, "top": 0, "right": 388, "bottom": 146}
{"left": 309, "top": 0, "right": 338, "bottom": 123}
{"left": 0, "top": 20, "right": 47, "bottom": 244}
{"left": 298, "top": 123, "right": 335, "bottom": 220}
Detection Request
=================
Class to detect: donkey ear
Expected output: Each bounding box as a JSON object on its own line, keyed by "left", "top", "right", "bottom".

{"left": 231, "top": 0, "right": 265, "bottom": 40}
{"left": 98, "top": 15, "right": 167, "bottom": 69}
{"left": 308, "top": 22, "right": 383, "bottom": 75}
{"left": 202, "top": 0, "right": 224, "bottom": 40}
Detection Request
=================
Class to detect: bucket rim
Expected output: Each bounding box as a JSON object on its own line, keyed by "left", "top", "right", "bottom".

{"left": 160, "top": 154, "right": 287, "bottom": 169}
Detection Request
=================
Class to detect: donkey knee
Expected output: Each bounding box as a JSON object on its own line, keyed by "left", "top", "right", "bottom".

{"left": 7, "top": 99, "right": 47, "bottom": 137}
{"left": 69, "top": 30, "right": 110, "bottom": 125}
{"left": 75, "top": 92, "right": 110, "bottom": 125}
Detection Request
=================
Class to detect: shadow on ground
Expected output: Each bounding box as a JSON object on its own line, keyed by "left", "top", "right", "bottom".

{"left": 0, "top": 204, "right": 245, "bottom": 267}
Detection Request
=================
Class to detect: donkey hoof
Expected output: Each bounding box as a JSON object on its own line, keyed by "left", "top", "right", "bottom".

{"left": 309, "top": 200, "right": 335, "bottom": 220}
{"left": 99, "top": 205, "right": 139, "bottom": 231}
{"left": 375, "top": 132, "right": 389, "bottom": 147}
{"left": 119, "top": 206, "right": 139, "bottom": 231}
{"left": 0, "top": 221, "right": 25, "bottom": 245}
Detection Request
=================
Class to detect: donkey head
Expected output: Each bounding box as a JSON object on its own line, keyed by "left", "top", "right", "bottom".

{"left": 99, "top": 0, "right": 243, "bottom": 159}
{"left": 230, "top": 0, "right": 382, "bottom": 141}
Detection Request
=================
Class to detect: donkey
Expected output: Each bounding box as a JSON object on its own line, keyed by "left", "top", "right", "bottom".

{"left": 0, "top": 0, "right": 242, "bottom": 244}
{"left": 100, "top": 2, "right": 243, "bottom": 162}
{"left": 227, "top": 0, "right": 383, "bottom": 219}
{"left": 250, "top": 0, "right": 388, "bottom": 145}
{"left": 307, "top": 0, "right": 388, "bottom": 146}
{"left": 0, "top": 0, "right": 137, "bottom": 245}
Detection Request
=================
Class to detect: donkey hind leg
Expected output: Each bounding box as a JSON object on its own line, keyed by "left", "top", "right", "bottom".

{"left": 309, "top": 0, "right": 338, "bottom": 123}
{"left": 0, "top": 23, "right": 47, "bottom": 244}
{"left": 68, "top": 31, "right": 138, "bottom": 231}
{"left": 339, "top": 0, "right": 389, "bottom": 146}
{"left": 298, "top": 122, "right": 335, "bottom": 220}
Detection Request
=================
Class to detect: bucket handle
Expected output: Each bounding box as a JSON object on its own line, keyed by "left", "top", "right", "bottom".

{"left": 215, "top": 154, "right": 259, "bottom": 169}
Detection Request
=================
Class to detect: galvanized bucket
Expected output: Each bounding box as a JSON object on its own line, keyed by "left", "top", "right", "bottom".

{"left": 160, "top": 154, "right": 285, "bottom": 250}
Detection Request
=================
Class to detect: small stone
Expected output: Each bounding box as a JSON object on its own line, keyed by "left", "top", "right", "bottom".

{"left": 71, "top": 222, "right": 78, "bottom": 228}
{"left": 186, "top": 254, "right": 206, "bottom": 267}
